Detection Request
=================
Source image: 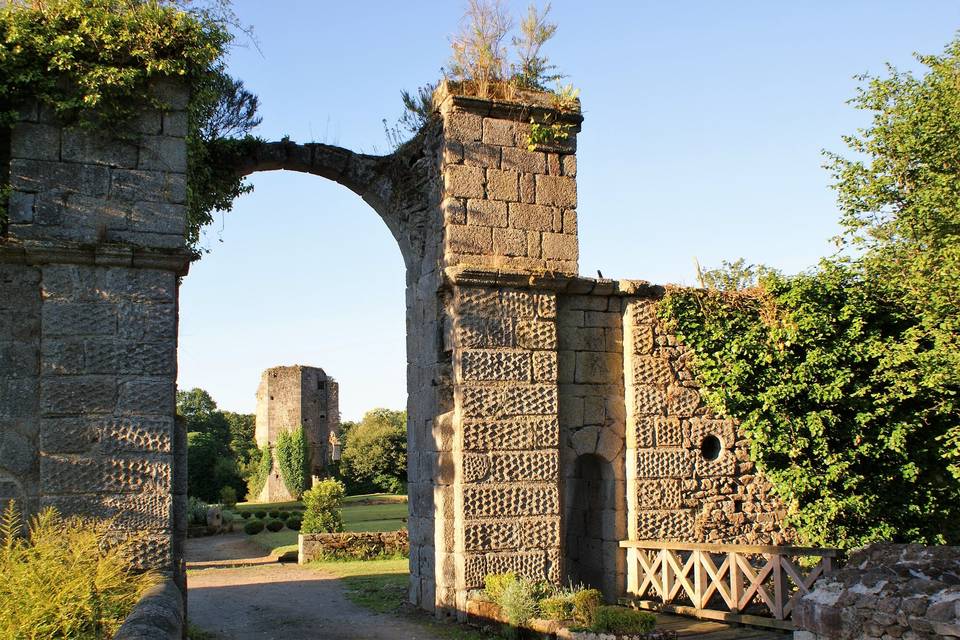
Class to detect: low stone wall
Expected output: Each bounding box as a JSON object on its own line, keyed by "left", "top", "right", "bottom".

{"left": 113, "top": 578, "right": 184, "bottom": 640}
{"left": 794, "top": 544, "right": 960, "bottom": 640}
{"left": 298, "top": 529, "right": 409, "bottom": 563}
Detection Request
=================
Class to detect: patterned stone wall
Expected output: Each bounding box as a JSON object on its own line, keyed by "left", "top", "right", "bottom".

{"left": 0, "top": 82, "right": 191, "bottom": 587}
{"left": 451, "top": 284, "right": 562, "bottom": 608}
{"left": 623, "top": 296, "right": 788, "bottom": 546}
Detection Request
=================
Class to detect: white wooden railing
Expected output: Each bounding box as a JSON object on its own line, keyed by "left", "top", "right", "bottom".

{"left": 620, "top": 540, "right": 840, "bottom": 630}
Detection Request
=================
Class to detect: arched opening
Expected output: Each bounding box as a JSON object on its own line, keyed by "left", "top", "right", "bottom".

{"left": 564, "top": 453, "right": 612, "bottom": 593}
{"left": 177, "top": 137, "right": 450, "bottom": 618}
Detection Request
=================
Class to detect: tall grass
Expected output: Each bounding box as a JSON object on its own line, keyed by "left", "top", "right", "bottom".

{"left": 0, "top": 502, "right": 160, "bottom": 639}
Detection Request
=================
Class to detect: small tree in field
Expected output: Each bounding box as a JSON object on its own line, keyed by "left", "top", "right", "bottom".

{"left": 301, "top": 479, "right": 345, "bottom": 534}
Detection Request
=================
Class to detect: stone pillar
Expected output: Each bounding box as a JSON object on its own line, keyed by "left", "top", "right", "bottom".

{"left": 434, "top": 85, "right": 582, "bottom": 615}
{"left": 0, "top": 82, "right": 191, "bottom": 585}
{"left": 436, "top": 83, "right": 581, "bottom": 275}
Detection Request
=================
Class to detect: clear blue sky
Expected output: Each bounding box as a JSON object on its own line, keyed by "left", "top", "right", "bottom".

{"left": 177, "top": 1, "right": 960, "bottom": 420}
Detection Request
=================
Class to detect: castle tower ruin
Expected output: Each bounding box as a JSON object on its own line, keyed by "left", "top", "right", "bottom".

{"left": 254, "top": 365, "right": 339, "bottom": 502}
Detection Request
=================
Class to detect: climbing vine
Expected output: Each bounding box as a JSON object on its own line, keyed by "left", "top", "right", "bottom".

{"left": 246, "top": 444, "right": 271, "bottom": 499}
{"left": 0, "top": 0, "right": 259, "bottom": 250}
{"left": 276, "top": 427, "right": 309, "bottom": 499}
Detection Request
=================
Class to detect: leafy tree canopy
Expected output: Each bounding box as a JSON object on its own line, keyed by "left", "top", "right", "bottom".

{"left": 339, "top": 408, "right": 407, "bottom": 494}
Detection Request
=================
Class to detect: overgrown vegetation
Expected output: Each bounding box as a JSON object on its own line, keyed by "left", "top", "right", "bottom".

{"left": 0, "top": 502, "right": 160, "bottom": 638}
{"left": 301, "top": 478, "right": 345, "bottom": 534}
{"left": 246, "top": 444, "right": 272, "bottom": 499}
{"left": 276, "top": 426, "right": 309, "bottom": 499}
{"left": 0, "top": 0, "right": 259, "bottom": 249}
{"left": 659, "top": 35, "right": 960, "bottom": 549}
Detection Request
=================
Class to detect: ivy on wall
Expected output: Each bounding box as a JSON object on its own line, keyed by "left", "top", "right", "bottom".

{"left": 246, "top": 444, "right": 271, "bottom": 499}
{"left": 0, "top": 0, "right": 260, "bottom": 249}
{"left": 659, "top": 35, "right": 960, "bottom": 549}
{"left": 276, "top": 427, "right": 309, "bottom": 500}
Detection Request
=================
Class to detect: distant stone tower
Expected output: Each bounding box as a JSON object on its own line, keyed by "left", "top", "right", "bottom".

{"left": 254, "top": 365, "right": 340, "bottom": 502}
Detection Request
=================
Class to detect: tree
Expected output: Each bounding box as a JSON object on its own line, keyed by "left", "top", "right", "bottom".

{"left": 825, "top": 36, "right": 960, "bottom": 480}
{"left": 340, "top": 408, "right": 407, "bottom": 494}
{"left": 178, "top": 388, "right": 245, "bottom": 502}
{"left": 223, "top": 411, "right": 257, "bottom": 463}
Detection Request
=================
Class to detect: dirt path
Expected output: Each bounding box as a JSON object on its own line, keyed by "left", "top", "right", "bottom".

{"left": 186, "top": 535, "right": 460, "bottom": 640}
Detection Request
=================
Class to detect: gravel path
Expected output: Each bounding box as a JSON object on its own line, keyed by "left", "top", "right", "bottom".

{"left": 186, "top": 534, "right": 464, "bottom": 640}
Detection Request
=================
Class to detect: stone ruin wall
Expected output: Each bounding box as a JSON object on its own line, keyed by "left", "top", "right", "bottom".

{"left": 254, "top": 364, "right": 340, "bottom": 502}
{"left": 0, "top": 82, "right": 191, "bottom": 591}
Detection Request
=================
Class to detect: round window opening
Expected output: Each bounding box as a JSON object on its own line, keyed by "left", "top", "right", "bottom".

{"left": 700, "top": 435, "right": 722, "bottom": 461}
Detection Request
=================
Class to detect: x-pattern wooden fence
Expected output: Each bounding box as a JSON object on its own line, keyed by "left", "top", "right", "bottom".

{"left": 620, "top": 540, "right": 840, "bottom": 630}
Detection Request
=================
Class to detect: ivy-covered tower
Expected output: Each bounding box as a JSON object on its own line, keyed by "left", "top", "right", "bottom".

{"left": 254, "top": 365, "right": 340, "bottom": 502}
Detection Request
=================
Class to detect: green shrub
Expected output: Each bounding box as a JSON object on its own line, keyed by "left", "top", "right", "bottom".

{"left": 277, "top": 511, "right": 290, "bottom": 520}
{"left": 0, "top": 502, "right": 160, "bottom": 638}
{"left": 219, "top": 486, "right": 237, "bottom": 508}
{"left": 591, "top": 606, "right": 655, "bottom": 634}
{"left": 187, "top": 497, "right": 209, "bottom": 526}
{"left": 484, "top": 572, "right": 518, "bottom": 602}
{"left": 539, "top": 596, "right": 573, "bottom": 621}
{"left": 268, "top": 510, "right": 280, "bottom": 518}
{"left": 571, "top": 589, "right": 602, "bottom": 627}
{"left": 499, "top": 578, "right": 538, "bottom": 627}
{"left": 240, "top": 511, "right": 252, "bottom": 519}
{"left": 243, "top": 520, "right": 264, "bottom": 535}
{"left": 301, "top": 479, "right": 345, "bottom": 534}
{"left": 220, "top": 510, "right": 235, "bottom": 524}
{"left": 254, "top": 510, "right": 266, "bottom": 519}
{"left": 287, "top": 516, "right": 302, "bottom": 531}
{"left": 265, "top": 519, "right": 285, "bottom": 532}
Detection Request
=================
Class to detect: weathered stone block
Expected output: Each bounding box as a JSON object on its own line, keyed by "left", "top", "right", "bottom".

{"left": 7, "top": 190, "right": 35, "bottom": 223}
{"left": 444, "top": 164, "right": 485, "bottom": 199}
{"left": 493, "top": 227, "right": 527, "bottom": 256}
{"left": 444, "top": 111, "right": 483, "bottom": 143}
{"left": 162, "top": 111, "right": 188, "bottom": 137}
{"left": 503, "top": 384, "right": 557, "bottom": 416}
{"left": 40, "top": 416, "right": 173, "bottom": 454}
{"left": 117, "top": 378, "right": 175, "bottom": 415}
{"left": 462, "top": 484, "right": 559, "bottom": 519}
{"left": 636, "top": 449, "right": 691, "bottom": 478}
{"left": 519, "top": 173, "right": 536, "bottom": 203}
{"left": 40, "top": 375, "right": 116, "bottom": 414}
{"left": 138, "top": 136, "right": 187, "bottom": 172}
{"left": 535, "top": 175, "right": 576, "bottom": 208}
{"left": 62, "top": 129, "right": 137, "bottom": 168}
{"left": 10, "top": 122, "right": 60, "bottom": 161}
{"left": 447, "top": 224, "right": 492, "bottom": 255}
{"left": 541, "top": 232, "right": 578, "bottom": 261}
{"left": 42, "top": 302, "right": 116, "bottom": 336}
{"left": 532, "top": 352, "right": 557, "bottom": 382}
{"left": 466, "top": 199, "right": 507, "bottom": 227}
{"left": 560, "top": 154, "right": 577, "bottom": 177}
{"left": 481, "top": 118, "right": 514, "bottom": 146}
{"left": 129, "top": 201, "right": 187, "bottom": 235}
{"left": 460, "top": 349, "right": 530, "bottom": 382}
{"left": 501, "top": 147, "right": 546, "bottom": 174}
{"left": 508, "top": 202, "right": 553, "bottom": 231}
{"left": 40, "top": 453, "right": 170, "bottom": 494}
{"left": 117, "top": 303, "right": 176, "bottom": 341}
{"left": 9, "top": 159, "right": 110, "bottom": 196}
{"left": 516, "top": 320, "right": 557, "bottom": 350}
{"left": 462, "top": 142, "right": 499, "bottom": 168}
{"left": 575, "top": 351, "right": 621, "bottom": 384}
{"left": 486, "top": 168, "right": 519, "bottom": 201}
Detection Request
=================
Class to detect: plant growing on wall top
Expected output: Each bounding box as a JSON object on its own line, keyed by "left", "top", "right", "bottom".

{"left": 446, "top": 0, "right": 572, "bottom": 101}
{"left": 276, "top": 426, "right": 309, "bottom": 499}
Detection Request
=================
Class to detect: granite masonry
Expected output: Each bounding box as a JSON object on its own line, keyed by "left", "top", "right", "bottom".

{"left": 254, "top": 364, "right": 340, "bottom": 502}
{"left": 6, "top": 79, "right": 939, "bottom": 630}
